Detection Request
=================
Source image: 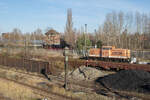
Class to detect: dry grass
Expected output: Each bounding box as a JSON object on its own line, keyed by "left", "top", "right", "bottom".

{"left": 26, "top": 48, "right": 64, "bottom": 58}
{"left": 0, "top": 66, "right": 49, "bottom": 86}
{"left": 0, "top": 48, "right": 79, "bottom": 61}
{"left": 0, "top": 79, "right": 42, "bottom": 100}
{"left": 0, "top": 66, "right": 114, "bottom": 100}
{"left": 48, "top": 84, "right": 113, "bottom": 100}
{"left": 74, "top": 92, "right": 119, "bottom": 100}
{"left": 117, "top": 90, "right": 150, "bottom": 100}
{"left": 0, "top": 66, "right": 146, "bottom": 100}
{"left": 138, "top": 58, "right": 150, "bottom": 62}
{"left": 0, "top": 48, "right": 64, "bottom": 59}
{"left": 53, "top": 60, "right": 64, "bottom": 69}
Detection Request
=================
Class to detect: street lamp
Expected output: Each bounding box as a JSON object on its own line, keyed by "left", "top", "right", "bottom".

{"left": 63, "top": 47, "right": 69, "bottom": 90}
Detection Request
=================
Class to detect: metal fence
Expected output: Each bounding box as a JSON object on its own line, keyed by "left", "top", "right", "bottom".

{"left": 0, "top": 56, "right": 51, "bottom": 74}
{"left": 131, "top": 51, "right": 150, "bottom": 59}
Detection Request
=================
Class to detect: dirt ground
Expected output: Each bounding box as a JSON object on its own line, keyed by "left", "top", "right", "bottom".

{"left": 0, "top": 65, "right": 147, "bottom": 100}
{"left": 0, "top": 65, "right": 113, "bottom": 100}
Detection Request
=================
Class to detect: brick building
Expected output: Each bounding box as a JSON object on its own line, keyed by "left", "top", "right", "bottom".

{"left": 44, "top": 29, "right": 61, "bottom": 46}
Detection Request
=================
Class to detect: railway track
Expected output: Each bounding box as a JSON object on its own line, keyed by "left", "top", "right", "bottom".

{"left": 0, "top": 62, "right": 146, "bottom": 100}
{"left": 1, "top": 58, "right": 150, "bottom": 94}
{"left": 0, "top": 65, "right": 130, "bottom": 100}
{"left": 0, "top": 74, "right": 78, "bottom": 100}
{"left": 0, "top": 93, "right": 12, "bottom": 100}
{"left": 0, "top": 65, "right": 95, "bottom": 93}
{"left": 0, "top": 55, "right": 150, "bottom": 74}
{"left": 69, "top": 59, "right": 150, "bottom": 72}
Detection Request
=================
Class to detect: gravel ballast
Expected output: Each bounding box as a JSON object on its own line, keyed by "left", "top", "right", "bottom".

{"left": 61, "top": 66, "right": 108, "bottom": 81}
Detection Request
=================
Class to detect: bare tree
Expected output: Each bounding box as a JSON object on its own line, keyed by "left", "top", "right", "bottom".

{"left": 34, "top": 28, "right": 43, "bottom": 40}
{"left": 64, "top": 8, "right": 75, "bottom": 48}
{"left": 12, "top": 28, "right": 22, "bottom": 41}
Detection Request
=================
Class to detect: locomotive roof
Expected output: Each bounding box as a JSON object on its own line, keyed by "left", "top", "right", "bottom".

{"left": 102, "top": 46, "right": 115, "bottom": 48}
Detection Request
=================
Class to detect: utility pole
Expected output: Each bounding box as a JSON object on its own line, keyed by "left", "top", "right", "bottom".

{"left": 25, "top": 37, "right": 27, "bottom": 58}
{"left": 7, "top": 33, "right": 10, "bottom": 54}
{"left": 85, "top": 24, "right": 87, "bottom": 58}
{"left": 95, "top": 29, "right": 97, "bottom": 48}
{"left": 64, "top": 47, "right": 69, "bottom": 90}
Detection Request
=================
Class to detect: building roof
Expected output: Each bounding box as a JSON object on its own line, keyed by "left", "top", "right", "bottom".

{"left": 45, "top": 29, "right": 59, "bottom": 35}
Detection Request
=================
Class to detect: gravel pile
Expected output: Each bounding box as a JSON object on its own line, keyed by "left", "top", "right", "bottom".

{"left": 96, "top": 70, "right": 150, "bottom": 93}
{"left": 62, "top": 66, "right": 107, "bottom": 81}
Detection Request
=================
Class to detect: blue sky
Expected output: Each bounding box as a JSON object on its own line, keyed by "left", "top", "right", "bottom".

{"left": 0, "top": 0, "right": 150, "bottom": 33}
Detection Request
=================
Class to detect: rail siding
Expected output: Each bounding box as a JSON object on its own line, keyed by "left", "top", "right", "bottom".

{"left": 0, "top": 56, "right": 150, "bottom": 75}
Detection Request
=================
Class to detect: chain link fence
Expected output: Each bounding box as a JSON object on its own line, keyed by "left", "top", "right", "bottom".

{"left": 131, "top": 50, "right": 150, "bottom": 60}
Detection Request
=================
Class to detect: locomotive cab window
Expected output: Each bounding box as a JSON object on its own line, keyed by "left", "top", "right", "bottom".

{"left": 102, "top": 47, "right": 112, "bottom": 50}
